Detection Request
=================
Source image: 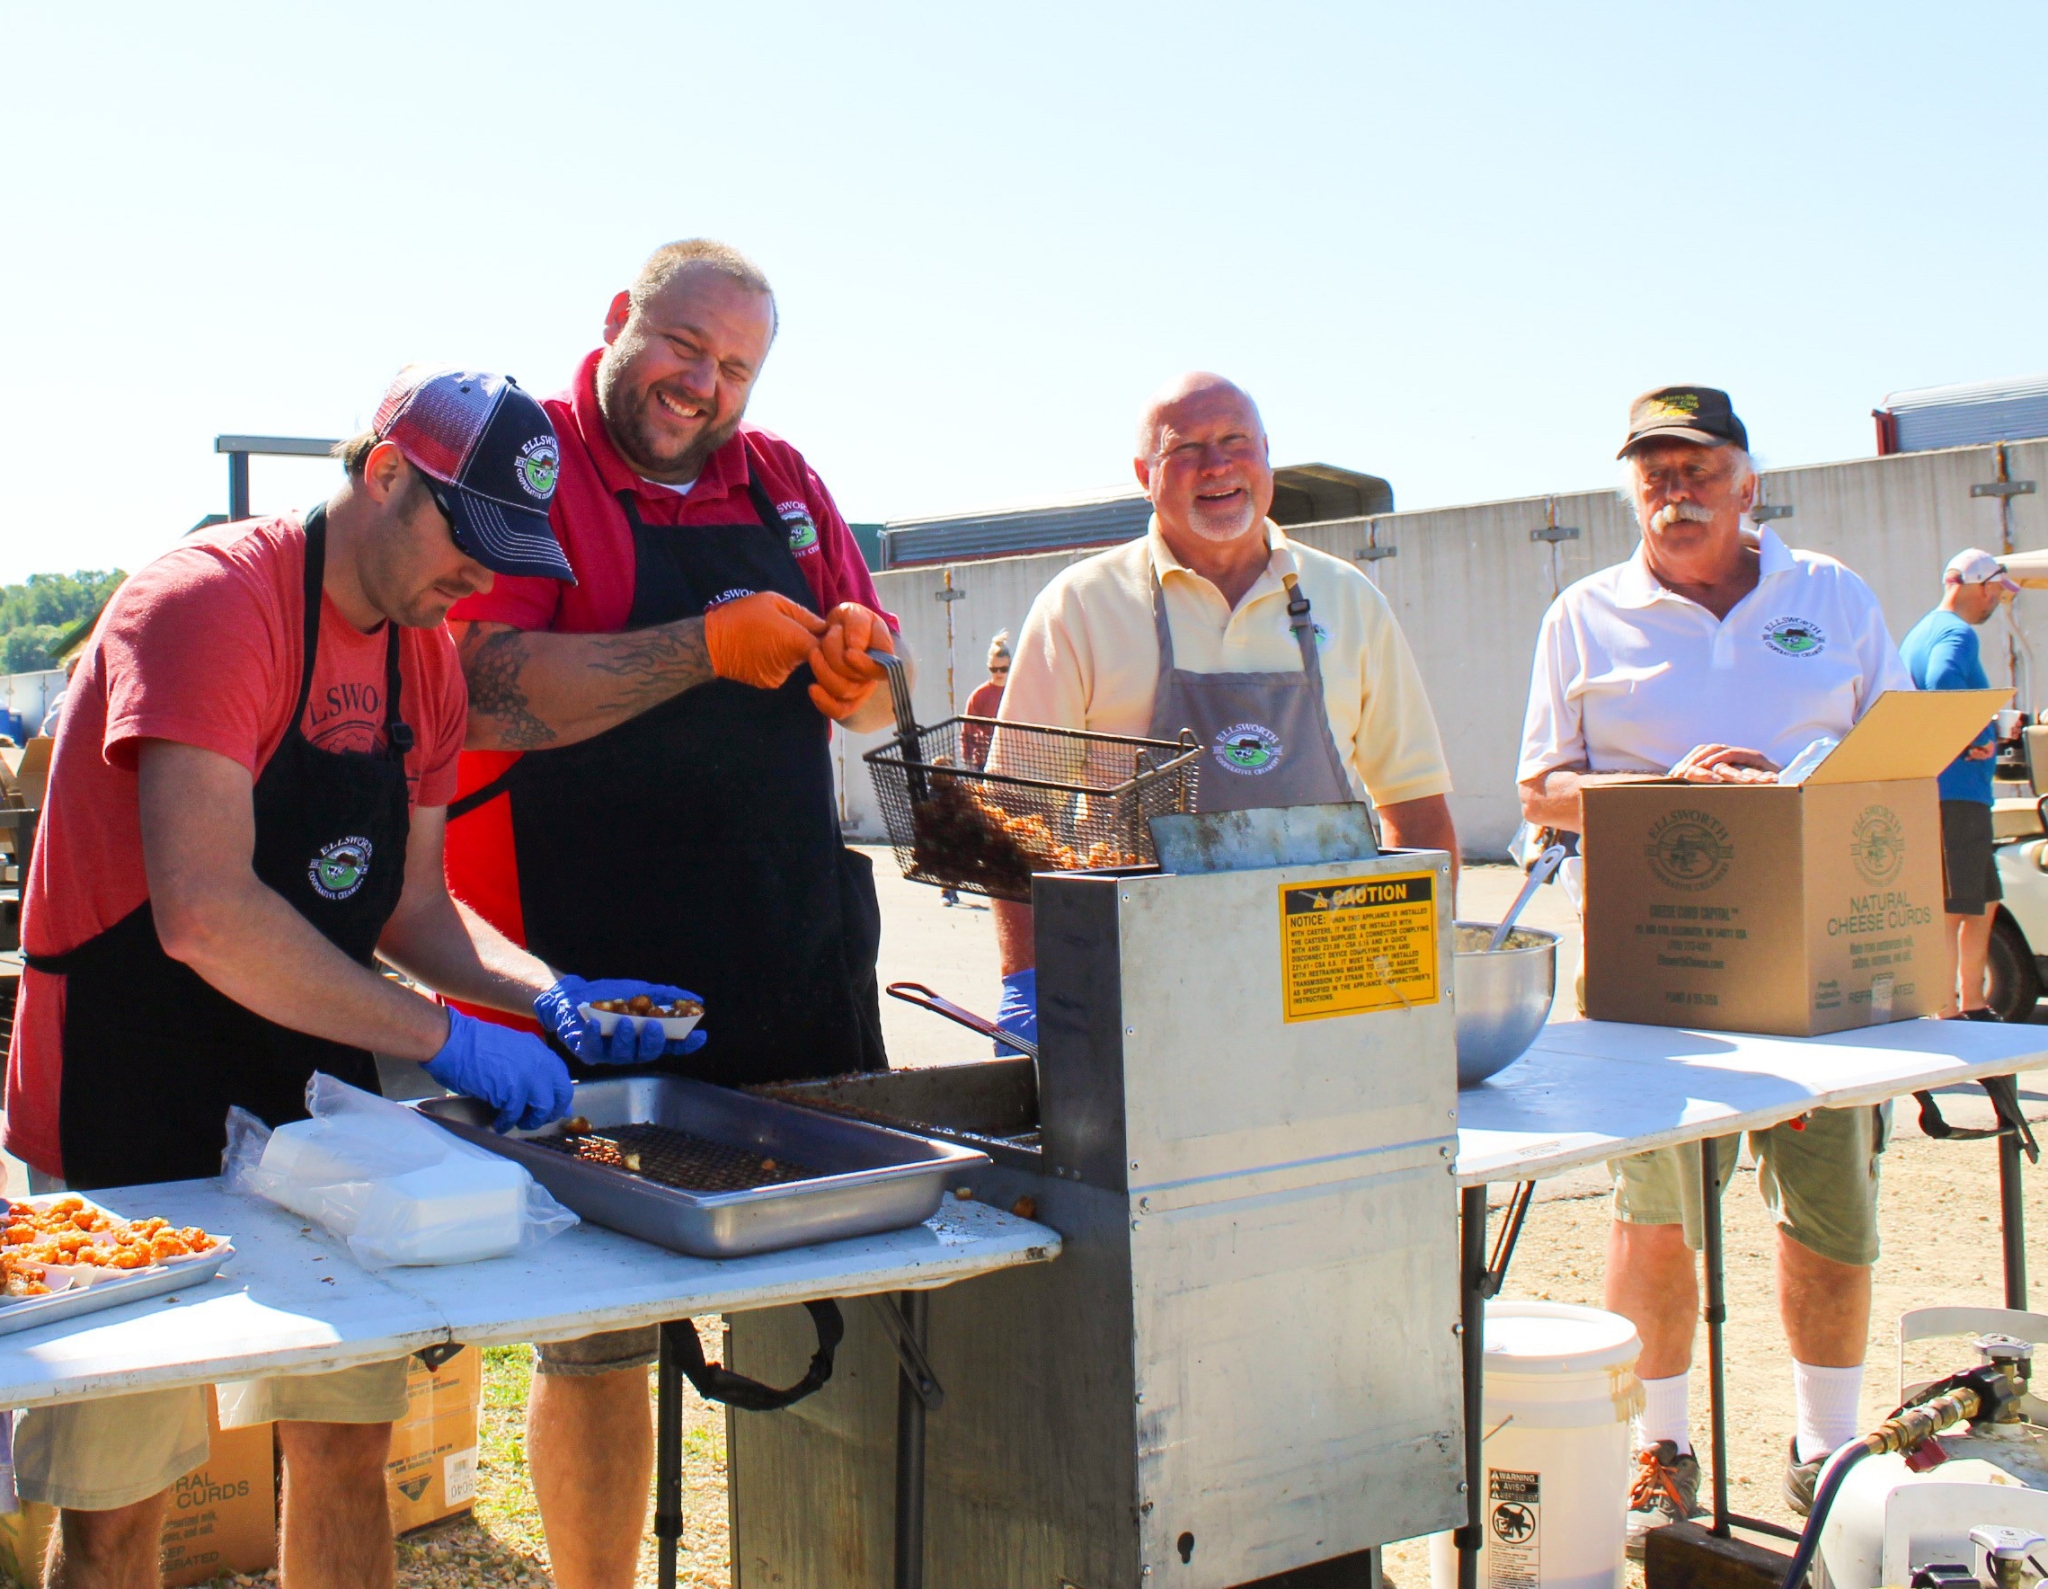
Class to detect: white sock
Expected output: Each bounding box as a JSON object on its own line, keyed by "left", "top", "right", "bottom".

{"left": 1635, "top": 1371, "right": 1692, "bottom": 1455}
{"left": 1793, "top": 1361, "right": 1864, "bottom": 1463}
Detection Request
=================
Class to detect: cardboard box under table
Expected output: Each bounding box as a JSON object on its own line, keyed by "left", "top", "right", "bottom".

{"left": 386, "top": 1345, "right": 481, "bottom": 1535}
{"left": 1582, "top": 688, "right": 2008, "bottom": 1036}
{"left": 0, "top": 1390, "right": 277, "bottom": 1589}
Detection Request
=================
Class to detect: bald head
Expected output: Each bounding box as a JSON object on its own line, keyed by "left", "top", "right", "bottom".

{"left": 1135, "top": 372, "right": 1266, "bottom": 464}
{"left": 1134, "top": 372, "right": 1274, "bottom": 551}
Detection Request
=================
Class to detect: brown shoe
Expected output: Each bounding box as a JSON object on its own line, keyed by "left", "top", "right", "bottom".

{"left": 1784, "top": 1438, "right": 1825, "bottom": 1516}
{"left": 1626, "top": 1441, "right": 1704, "bottom": 1556}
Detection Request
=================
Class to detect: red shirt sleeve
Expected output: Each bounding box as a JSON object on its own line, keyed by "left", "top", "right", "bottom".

{"left": 411, "top": 627, "right": 468, "bottom": 807}
{"left": 801, "top": 462, "right": 896, "bottom": 631}
{"left": 99, "top": 548, "right": 285, "bottom": 774}
{"left": 449, "top": 568, "right": 565, "bottom": 631}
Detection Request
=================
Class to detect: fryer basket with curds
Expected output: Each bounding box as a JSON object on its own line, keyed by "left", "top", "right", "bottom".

{"left": 862, "top": 652, "right": 1202, "bottom": 902}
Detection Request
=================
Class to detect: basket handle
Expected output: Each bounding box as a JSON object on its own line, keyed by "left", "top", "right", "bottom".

{"left": 872, "top": 651, "right": 927, "bottom": 799}
{"left": 886, "top": 980, "right": 1038, "bottom": 1061}
{"left": 874, "top": 651, "right": 919, "bottom": 740}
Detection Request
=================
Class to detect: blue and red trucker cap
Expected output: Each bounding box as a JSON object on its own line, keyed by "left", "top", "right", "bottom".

{"left": 372, "top": 367, "right": 576, "bottom": 582}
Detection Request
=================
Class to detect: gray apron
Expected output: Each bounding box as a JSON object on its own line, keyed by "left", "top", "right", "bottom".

{"left": 1145, "top": 567, "right": 1356, "bottom": 812}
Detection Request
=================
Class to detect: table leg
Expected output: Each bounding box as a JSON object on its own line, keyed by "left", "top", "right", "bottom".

{"left": 1456, "top": 1185, "right": 1486, "bottom": 1589}
{"left": 2000, "top": 1127, "right": 2029, "bottom": 1310}
{"left": 1699, "top": 1137, "right": 1731, "bottom": 1539}
{"left": 893, "top": 1289, "right": 930, "bottom": 1589}
{"left": 656, "top": 1320, "right": 684, "bottom": 1589}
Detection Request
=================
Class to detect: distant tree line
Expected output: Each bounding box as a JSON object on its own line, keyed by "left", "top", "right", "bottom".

{"left": 0, "top": 571, "right": 126, "bottom": 675}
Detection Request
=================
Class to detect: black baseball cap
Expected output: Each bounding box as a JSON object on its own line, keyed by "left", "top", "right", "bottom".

{"left": 1618, "top": 386, "right": 1749, "bottom": 459}
{"left": 372, "top": 367, "right": 577, "bottom": 582}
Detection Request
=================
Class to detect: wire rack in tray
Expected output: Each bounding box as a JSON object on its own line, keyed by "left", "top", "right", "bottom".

{"left": 862, "top": 655, "right": 1201, "bottom": 902}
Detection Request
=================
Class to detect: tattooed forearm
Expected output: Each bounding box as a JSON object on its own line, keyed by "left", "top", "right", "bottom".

{"left": 580, "top": 617, "right": 714, "bottom": 720}
{"left": 458, "top": 624, "right": 558, "bottom": 750}
{"left": 454, "top": 618, "right": 716, "bottom": 753}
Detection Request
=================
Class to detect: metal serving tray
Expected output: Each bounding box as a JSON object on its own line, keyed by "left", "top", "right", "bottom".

{"left": 415, "top": 1076, "right": 990, "bottom": 1259}
{"left": 0, "top": 1193, "right": 234, "bottom": 1338}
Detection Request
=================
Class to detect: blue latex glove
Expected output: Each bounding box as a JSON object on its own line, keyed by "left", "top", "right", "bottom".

{"left": 995, "top": 968, "right": 1038, "bottom": 1057}
{"left": 533, "top": 975, "right": 710, "bottom": 1066}
{"left": 426, "top": 1009, "right": 576, "bottom": 1133}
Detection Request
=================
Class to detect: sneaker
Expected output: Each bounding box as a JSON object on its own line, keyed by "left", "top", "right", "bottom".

{"left": 1784, "top": 1438, "right": 1825, "bottom": 1515}
{"left": 1625, "top": 1441, "right": 1703, "bottom": 1555}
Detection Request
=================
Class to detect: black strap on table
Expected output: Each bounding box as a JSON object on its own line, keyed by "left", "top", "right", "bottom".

{"left": 663, "top": 1300, "right": 844, "bottom": 1411}
{"left": 1915, "top": 1074, "right": 2041, "bottom": 1161}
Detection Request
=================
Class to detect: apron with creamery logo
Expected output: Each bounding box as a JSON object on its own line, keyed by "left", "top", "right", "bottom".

{"left": 1145, "top": 568, "right": 1356, "bottom": 812}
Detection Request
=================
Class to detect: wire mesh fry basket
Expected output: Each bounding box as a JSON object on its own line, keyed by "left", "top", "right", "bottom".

{"left": 862, "top": 653, "right": 1201, "bottom": 902}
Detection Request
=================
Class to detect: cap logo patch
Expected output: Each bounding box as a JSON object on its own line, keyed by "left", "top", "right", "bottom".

{"left": 1762, "top": 616, "right": 1826, "bottom": 658}
{"left": 1214, "top": 722, "right": 1284, "bottom": 776}
{"left": 515, "top": 436, "right": 559, "bottom": 502}
{"left": 1646, "top": 394, "right": 1701, "bottom": 422}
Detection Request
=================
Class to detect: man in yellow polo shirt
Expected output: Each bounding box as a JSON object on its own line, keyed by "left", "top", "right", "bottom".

{"left": 988, "top": 370, "right": 1457, "bottom": 1043}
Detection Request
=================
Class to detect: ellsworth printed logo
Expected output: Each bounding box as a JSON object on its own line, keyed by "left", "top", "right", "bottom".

{"left": 779, "top": 500, "right": 819, "bottom": 554}
{"left": 1645, "top": 808, "right": 1735, "bottom": 891}
{"left": 1214, "top": 722, "right": 1284, "bottom": 776}
{"left": 705, "top": 587, "right": 757, "bottom": 609}
{"left": 1762, "top": 615, "right": 1826, "bottom": 658}
{"left": 309, "top": 836, "right": 373, "bottom": 901}
{"left": 1850, "top": 804, "right": 1906, "bottom": 885}
{"left": 515, "top": 436, "right": 559, "bottom": 502}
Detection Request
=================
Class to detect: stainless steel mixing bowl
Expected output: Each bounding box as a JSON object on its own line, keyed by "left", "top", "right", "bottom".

{"left": 1452, "top": 921, "right": 1558, "bottom": 1087}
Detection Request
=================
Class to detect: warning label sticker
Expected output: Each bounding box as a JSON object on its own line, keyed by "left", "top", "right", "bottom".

{"left": 1486, "top": 1468, "right": 1539, "bottom": 1589}
{"left": 1277, "top": 871, "right": 1440, "bottom": 1022}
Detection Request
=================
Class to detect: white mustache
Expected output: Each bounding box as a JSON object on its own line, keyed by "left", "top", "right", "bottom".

{"left": 1650, "top": 501, "right": 1716, "bottom": 532}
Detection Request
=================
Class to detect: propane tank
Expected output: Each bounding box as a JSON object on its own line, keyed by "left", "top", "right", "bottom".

{"left": 1817, "top": 1334, "right": 2048, "bottom": 1589}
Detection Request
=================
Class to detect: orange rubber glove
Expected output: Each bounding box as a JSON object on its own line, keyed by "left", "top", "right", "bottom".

{"left": 808, "top": 603, "right": 896, "bottom": 721}
{"left": 703, "top": 592, "right": 828, "bottom": 690}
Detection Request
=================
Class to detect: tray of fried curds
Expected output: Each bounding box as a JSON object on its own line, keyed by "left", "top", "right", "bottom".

{"left": 414, "top": 1075, "right": 988, "bottom": 1258}
{"left": 861, "top": 654, "right": 1201, "bottom": 902}
{"left": 0, "top": 1194, "right": 232, "bottom": 1336}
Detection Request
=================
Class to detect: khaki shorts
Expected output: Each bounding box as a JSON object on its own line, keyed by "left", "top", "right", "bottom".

{"left": 13, "top": 1359, "right": 412, "bottom": 1512}
{"left": 534, "top": 1327, "right": 659, "bottom": 1376}
{"left": 1609, "top": 1102, "right": 1891, "bottom": 1268}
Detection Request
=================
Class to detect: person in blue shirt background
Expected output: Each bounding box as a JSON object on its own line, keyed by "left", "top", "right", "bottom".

{"left": 1900, "top": 548, "right": 2020, "bottom": 1019}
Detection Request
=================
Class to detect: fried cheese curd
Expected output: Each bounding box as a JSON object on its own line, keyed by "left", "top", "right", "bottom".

{"left": 590, "top": 996, "right": 703, "bottom": 1018}
{"left": 0, "top": 1195, "right": 220, "bottom": 1298}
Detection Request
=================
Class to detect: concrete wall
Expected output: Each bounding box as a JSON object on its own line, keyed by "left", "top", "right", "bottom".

{"left": 832, "top": 439, "right": 2048, "bottom": 858}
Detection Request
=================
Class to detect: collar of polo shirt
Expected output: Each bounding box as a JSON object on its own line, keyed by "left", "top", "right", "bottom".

{"left": 1147, "top": 515, "right": 1297, "bottom": 599}
{"left": 1615, "top": 524, "right": 1791, "bottom": 610}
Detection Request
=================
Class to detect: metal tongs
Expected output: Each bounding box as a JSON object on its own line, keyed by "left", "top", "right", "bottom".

{"left": 886, "top": 980, "right": 1038, "bottom": 1062}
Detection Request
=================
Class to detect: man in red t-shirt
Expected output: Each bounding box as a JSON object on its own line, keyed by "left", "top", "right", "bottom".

{"left": 5, "top": 368, "right": 691, "bottom": 1589}
{"left": 440, "top": 241, "right": 907, "bottom": 1587}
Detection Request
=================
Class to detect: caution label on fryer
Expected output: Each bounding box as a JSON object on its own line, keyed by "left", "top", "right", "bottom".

{"left": 1277, "top": 871, "right": 1440, "bottom": 1022}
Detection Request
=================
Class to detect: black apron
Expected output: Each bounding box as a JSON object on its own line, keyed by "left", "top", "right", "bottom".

{"left": 450, "top": 473, "right": 885, "bottom": 1087}
{"left": 27, "top": 507, "right": 412, "bottom": 1189}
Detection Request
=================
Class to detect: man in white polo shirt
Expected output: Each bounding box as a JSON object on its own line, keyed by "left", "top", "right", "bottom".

{"left": 989, "top": 371, "right": 1456, "bottom": 1045}
{"left": 1518, "top": 385, "right": 1913, "bottom": 1537}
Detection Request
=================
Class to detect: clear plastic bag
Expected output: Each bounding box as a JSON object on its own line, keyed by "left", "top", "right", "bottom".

{"left": 223, "top": 1072, "right": 578, "bottom": 1269}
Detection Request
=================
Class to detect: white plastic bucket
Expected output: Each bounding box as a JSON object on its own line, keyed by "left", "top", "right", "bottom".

{"left": 1429, "top": 1301, "right": 1644, "bottom": 1589}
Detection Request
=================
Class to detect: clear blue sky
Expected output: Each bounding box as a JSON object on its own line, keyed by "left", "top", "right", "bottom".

{"left": 4, "top": 2, "right": 2045, "bottom": 585}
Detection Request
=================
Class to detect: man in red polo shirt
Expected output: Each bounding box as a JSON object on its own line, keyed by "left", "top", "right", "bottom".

{"left": 441, "top": 240, "right": 905, "bottom": 1588}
